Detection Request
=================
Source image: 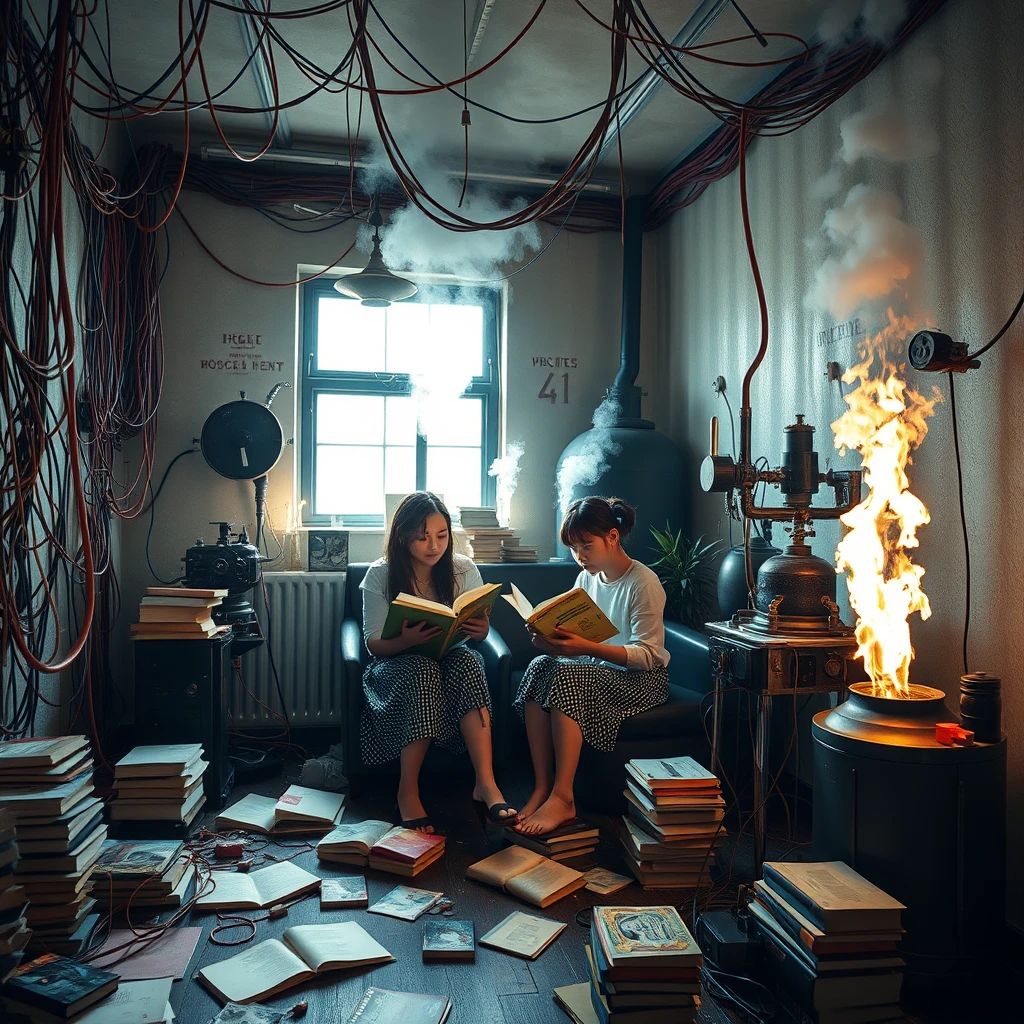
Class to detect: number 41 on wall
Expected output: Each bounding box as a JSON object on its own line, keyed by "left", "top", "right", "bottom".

{"left": 539, "top": 372, "right": 570, "bottom": 404}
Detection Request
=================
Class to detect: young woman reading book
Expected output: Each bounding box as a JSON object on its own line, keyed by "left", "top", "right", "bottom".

{"left": 513, "top": 496, "right": 669, "bottom": 836}
{"left": 360, "top": 491, "right": 515, "bottom": 833}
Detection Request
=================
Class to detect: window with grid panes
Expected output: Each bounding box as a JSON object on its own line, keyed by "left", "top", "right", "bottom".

{"left": 300, "top": 279, "right": 500, "bottom": 526}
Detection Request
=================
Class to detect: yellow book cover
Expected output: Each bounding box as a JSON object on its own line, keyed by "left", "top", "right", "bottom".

{"left": 501, "top": 583, "right": 619, "bottom": 643}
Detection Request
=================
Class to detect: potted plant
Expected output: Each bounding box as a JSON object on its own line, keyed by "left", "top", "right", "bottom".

{"left": 649, "top": 524, "right": 721, "bottom": 630}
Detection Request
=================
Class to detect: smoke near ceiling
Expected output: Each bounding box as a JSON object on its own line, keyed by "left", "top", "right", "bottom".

{"left": 818, "top": 0, "right": 909, "bottom": 46}
{"left": 556, "top": 396, "right": 621, "bottom": 513}
{"left": 839, "top": 109, "right": 939, "bottom": 165}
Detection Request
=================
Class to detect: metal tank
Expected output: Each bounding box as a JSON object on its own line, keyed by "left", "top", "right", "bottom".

{"left": 554, "top": 195, "right": 688, "bottom": 562}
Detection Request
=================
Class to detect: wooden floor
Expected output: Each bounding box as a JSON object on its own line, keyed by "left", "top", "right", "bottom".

{"left": 164, "top": 766, "right": 740, "bottom": 1024}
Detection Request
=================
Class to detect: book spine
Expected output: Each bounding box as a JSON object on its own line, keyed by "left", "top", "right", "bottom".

{"left": 762, "top": 865, "right": 828, "bottom": 931}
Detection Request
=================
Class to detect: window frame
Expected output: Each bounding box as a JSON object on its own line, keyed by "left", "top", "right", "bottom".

{"left": 299, "top": 278, "right": 500, "bottom": 527}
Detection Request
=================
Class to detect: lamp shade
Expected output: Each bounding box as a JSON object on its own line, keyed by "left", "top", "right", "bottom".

{"left": 333, "top": 235, "right": 417, "bottom": 308}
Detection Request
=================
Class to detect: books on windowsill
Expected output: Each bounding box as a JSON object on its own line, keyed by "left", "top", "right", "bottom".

{"left": 0, "top": 737, "right": 103, "bottom": 958}
{"left": 215, "top": 785, "right": 345, "bottom": 835}
{"left": 467, "top": 846, "right": 586, "bottom": 908}
{"left": 194, "top": 860, "right": 320, "bottom": 911}
{"left": 316, "top": 820, "right": 393, "bottom": 866}
{"left": 502, "top": 583, "right": 619, "bottom": 643}
{"left": 618, "top": 755, "right": 722, "bottom": 890}
{"left": 586, "top": 905, "right": 704, "bottom": 1024}
{"left": 368, "top": 827, "right": 445, "bottom": 877}
{"left": 131, "top": 587, "right": 231, "bottom": 641}
{"left": 505, "top": 817, "right": 600, "bottom": 862}
{"left": 197, "top": 923, "right": 393, "bottom": 1005}
{"left": 379, "top": 583, "right": 503, "bottom": 661}
{"left": 749, "top": 861, "right": 906, "bottom": 1024}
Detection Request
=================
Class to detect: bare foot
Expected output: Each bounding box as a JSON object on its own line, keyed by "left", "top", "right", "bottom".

{"left": 472, "top": 783, "right": 517, "bottom": 821}
{"left": 515, "top": 784, "right": 552, "bottom": 824}
{"left": 397, "top": 792, "right": 434, "bottom": 834}
{"left": 515, "top": 793, "right": 575, "bottom": 835}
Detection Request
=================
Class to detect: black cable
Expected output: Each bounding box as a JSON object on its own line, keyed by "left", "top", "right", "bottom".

{"left": 260, "top": 577, "right": 293, "bottom": 730}
{"left": 967, "top": 282, "right": 1024, "bottom": 360}
{"left": 947, "top": 373, "right": 970, "bottom": 676}
{"left": 145, "top": 449, "right": 199, "bottom": 583}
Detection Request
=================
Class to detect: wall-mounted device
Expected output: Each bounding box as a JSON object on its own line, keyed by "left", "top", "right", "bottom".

{"left": 907, "top": 330, "right": 980, "bottom": 373}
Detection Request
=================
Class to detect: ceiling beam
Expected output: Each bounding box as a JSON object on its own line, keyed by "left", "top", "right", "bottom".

{"left": 597, "top": 0, "right": 731, "bottom": 162}
{"left": 467, "top": 0, "right": 499, "bottom": 70}
{"left": 233, "top": 0, "right": 292, "bottom": 149}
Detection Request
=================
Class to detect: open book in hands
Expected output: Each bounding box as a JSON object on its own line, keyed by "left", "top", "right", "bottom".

{"left": 380, "top": 582, "right": 502, "bottom": 660}
{"left": 198, "top": 922, "right": 394, "bottom": 1004}
{"left": 466, "top": 845, "right": 586, "bottom": 908}
{"left": 501, "top": 583, "right": 619, "bottom": 643}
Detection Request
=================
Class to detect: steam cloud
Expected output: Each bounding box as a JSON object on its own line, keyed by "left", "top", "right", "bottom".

{"left": 818, "top": 0, "right": 907, "bottom": 45}
{"left": 839, "top": 110, "right": 939, "bottom": 165}
{"left": 489, "top": 441, "right": 525, "bottom": 528}
{"left": 556, "top": 396, "right": 621, "bottom": 514}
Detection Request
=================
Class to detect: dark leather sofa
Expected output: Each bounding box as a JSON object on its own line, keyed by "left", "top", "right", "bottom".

{"left": 340, "top": 562, "right": 713, "bottom": 812}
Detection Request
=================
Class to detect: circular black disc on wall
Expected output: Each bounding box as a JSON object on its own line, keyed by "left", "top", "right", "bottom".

{"left": 201, "top": 400, "right": 284, "bottom": 480}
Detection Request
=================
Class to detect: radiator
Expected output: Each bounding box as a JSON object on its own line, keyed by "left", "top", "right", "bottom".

{"left": 234, "top": 572, "right": 347, "bottom": 727}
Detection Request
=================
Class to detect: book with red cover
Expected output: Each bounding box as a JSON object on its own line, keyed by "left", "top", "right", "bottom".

{"left": 369, "top": 827, "right": 445, "bottom": 864}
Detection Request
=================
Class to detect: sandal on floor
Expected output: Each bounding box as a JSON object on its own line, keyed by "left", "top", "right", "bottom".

{"left": 394, "top": 802, "right": 436, "bottom": 833}
{"left": 474, "top": 799, "right": 518, "bottom": 825}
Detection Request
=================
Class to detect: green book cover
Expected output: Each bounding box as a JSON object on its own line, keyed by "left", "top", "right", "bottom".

{"left": 379, "top": 583, "right": 501, "bottom": 661}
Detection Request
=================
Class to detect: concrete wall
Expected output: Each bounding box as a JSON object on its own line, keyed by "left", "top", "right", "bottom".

{"left": 654, "top": 0, "right": 1024, "bottom": 927}
{"left": 116, "top": 190, "right": 657, "bottom": 710}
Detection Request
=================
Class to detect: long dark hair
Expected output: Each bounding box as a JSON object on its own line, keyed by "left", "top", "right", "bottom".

{"left": 385, "top": 492, "right": 456, "bottom": 606}
{"left": 560, "top": 495, "right": 637, "bottom": 548}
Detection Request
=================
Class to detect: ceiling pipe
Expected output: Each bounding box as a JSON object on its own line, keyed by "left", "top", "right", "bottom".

{"left": 597, "top": 0, "right": 730, "bottom": 161}
{"left": 199, "top": 142, "right": 620, "bottom": 194}
{"left": 467, "top": 0, "right": 499, "bottom": 69}
{"left": 232, "top": 0, "right": 292, "bottom": 148}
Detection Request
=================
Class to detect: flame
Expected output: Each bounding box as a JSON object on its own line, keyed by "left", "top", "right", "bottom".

{"left": 832, "top": 311, "right": 940, "bottom": 696}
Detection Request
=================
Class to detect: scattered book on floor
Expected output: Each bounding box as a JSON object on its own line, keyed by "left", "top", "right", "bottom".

{"left": 198, "top": 923, "right": 394, "bottom": 1005}
{"left": 422, "top": 919, "right": 475, "bottom": 962}
{"left": 467, "top": 845, "right": 586, "bottom": 908}
{"left": 343, "top": 987, "right": 452, "bottom": 1024}
{"left": 583, "top": 867, "right": 633, "bottom": 895}
{"left": 194, "top": 860, "right": 321, "bottom": 911}
{"left": 762, "top": 862, "right": 906, "bottom": 934}
{"left": 553, "top": 982, "right": 601, "bottom": 1024}
{"left": 367, "top": 885, "right": 443, "bottom": 921}
{"left": 320, "top": 876, "right": 368, "bottom": 909}
{"left": 92, "top": 839, "right": 183, "bottom": 878}
{"left": 316, "top": 820, "right": 393, "bottom": 866}
{"left": 215, "top": 788, "right": 344, "bottom": 835}
{"left": 501, "top": 583, "right": 619, "bottom": 642}
{"left": 479, "top": 910, "right": 566, "bottom": 960}
{"left": 380, "top": 582, "right": 503, "bottom": 660}
{"left": 1, "top": 953, "right": 119, "bottom": 1019}
{"left": 368, "top": 826, "right": 445, "bottom": 877}
{"left": 70, "top": 978, "right": 173, "bottom": 1024}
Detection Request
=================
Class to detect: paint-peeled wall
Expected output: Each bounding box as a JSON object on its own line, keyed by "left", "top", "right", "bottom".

{"left": 654, "top": 0, "right": 1024, "bottom": 927}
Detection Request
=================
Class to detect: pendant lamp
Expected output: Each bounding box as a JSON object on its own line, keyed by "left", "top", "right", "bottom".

{"left": 333, "top": 196, "right": 417, "bottom": 308}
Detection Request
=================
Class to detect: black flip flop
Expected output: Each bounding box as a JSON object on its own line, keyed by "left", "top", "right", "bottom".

{"left": 475, "top": 800, "right": 518, "bottom": 825}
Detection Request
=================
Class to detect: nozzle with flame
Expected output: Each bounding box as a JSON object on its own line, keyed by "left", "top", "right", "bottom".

{"left": 832, "top": 312, "right": 940, "bottom": 697}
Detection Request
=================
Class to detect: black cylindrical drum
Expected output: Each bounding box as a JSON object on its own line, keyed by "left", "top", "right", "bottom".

{"left": 781, "top": 417, "right": 819, "bottom": 505}
{"left": 960, "top": 672, "right": 1001, "bottom": 743}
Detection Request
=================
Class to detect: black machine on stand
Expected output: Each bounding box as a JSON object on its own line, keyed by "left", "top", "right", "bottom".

{"left": 700, "top": 413, "right": 867, "bottom": 873}
{"left": 135, "top": 386, "right": 289, "bottom": 808}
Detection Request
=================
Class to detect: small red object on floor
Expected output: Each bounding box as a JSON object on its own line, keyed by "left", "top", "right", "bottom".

{"left": 214, "top": 842, "right": 245, "bottom": 859}
{"left": 936, "top": 722, "right": 974, "bottom": 746}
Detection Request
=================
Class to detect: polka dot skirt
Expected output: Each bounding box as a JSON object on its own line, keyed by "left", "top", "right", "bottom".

{"left": 361, "top": 647, "right": 491, "bottom": 765}
{"left": 514, "top": 655, "right": 669, "bottom": 752}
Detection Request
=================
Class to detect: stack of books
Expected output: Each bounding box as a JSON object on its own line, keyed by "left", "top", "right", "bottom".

{"left": 130, "top": 586, "right": 231, "bottom": 641}
{"left": 91, "top": 840, "right": 195, "bottom": 912}
{"left": 0, "top": 737, "right": 104, "bottom": 956}
{"left": 0, "top": 809, "right": 29, "bottom": 983}
{"left": 111, "top": 744, "right": 207, "bottom": 834}
{"left": 501, "top": 538, "right": 538, "bottom": 563}
{"left": 1, "top": 955, "right": 120, "bottom": 1022}
{"left": 619, "top": 755, "right": 723, "bottom": 889}
{"left": 367, "top": 827, "right": 445, "bottom": 877}
{"left": 215, "top": 785, "right": 345, "bottom": 835}
{"left": 506, "top": 817, "right": 599, "bottom": 863}
{"left": 750, "top": 861, "right": 906, "bottom": 1024}
{"left": 317, "top": 820, "right": 393, "bottom": 866}
{"left": 458, "top": 506, "right": 517, "bottom": 562}
{"left": 579, "top": 905, "right": 703, "bottom": 1023}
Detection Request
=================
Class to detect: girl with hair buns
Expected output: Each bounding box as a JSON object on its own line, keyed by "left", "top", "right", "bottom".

{"left": 360, "top": 492, "right": 514, "bottom": 833}
{"left": 513, "top": 496, "right": 670, "bottom": 835}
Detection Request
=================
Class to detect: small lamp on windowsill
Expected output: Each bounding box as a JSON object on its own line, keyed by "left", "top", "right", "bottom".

{"left": 333, "top": 196, "right": 417, "bottom": 308}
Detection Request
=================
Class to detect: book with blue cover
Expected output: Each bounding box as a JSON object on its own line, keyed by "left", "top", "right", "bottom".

{"left": 3, "top": 953, "right": 118, "bottom": 1017}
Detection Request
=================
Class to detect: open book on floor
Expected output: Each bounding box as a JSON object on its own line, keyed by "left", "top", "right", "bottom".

{"left": 501, "top": 583, "right": 619, "bottom": 642}
{"left": 215, "top": 786, "right": 344, "bottom": 835}
{"left": 316, "top": 820, "right": 393, "bottom": 865}
{"left": 198, "top": 922, "right": 394, "bottom": 1004}
{"left": 380, "top": 583, "right": 502, "bottom": 661}
{"left": 194, "top": 860, "right": 320, "bottom": 911}
{"left": 466, "top": 846, "right": 586, "bottom": 908}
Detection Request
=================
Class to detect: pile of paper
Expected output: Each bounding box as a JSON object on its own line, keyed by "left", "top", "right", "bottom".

{"left": 0, "top": 737, "right": 103, "bottom": 956}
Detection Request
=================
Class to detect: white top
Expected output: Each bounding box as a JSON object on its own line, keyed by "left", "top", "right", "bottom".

{"left": 359, "top": 553, "right": 483, "bottom": 645}
{"left": 576, "top": 559, "right": 670, "bottom": 672}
